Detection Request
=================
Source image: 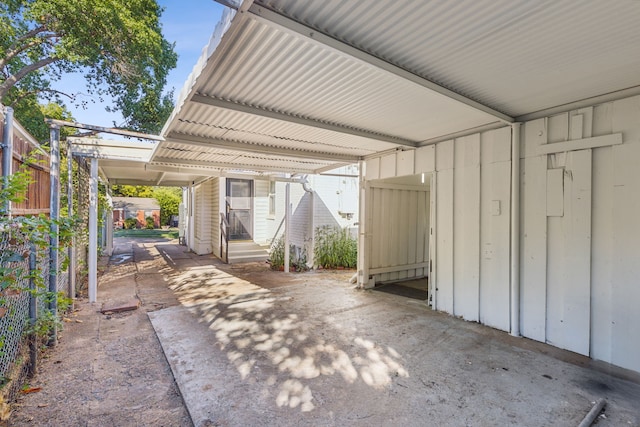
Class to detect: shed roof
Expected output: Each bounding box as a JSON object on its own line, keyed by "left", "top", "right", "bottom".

{"left": 151, "top": 0, "right": 640, "bottom": 176}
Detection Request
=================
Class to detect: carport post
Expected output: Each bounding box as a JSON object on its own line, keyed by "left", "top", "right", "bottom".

{"left": 88, "top": 157, "right": 98, "bottom": 303}
{"left": 67, "top": 139, "right": 76, "bottom": 303}
{"left": 357, "top": 160, "right": 371, "bottom": 288}
{"left": 284, "top": 181, "right": 291, "bottom": 273}
{"left": 48, "top": 124, "right": 61, "bottom": 345}
{"left": 510, "top": 123, "right": 521, "bottom": 337}
{"left": 2, "top": 106, "right": 14, "bottom": 216}
{"left": 105, "top": 185, "right": 113, "bottom": 256}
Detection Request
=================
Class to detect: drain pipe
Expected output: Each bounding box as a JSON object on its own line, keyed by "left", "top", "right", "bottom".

{"left": 510, "top": 123, "right": 521, "bottom": 337}
{"left": 2, "top": 106, "right": 14, "bottom": 216}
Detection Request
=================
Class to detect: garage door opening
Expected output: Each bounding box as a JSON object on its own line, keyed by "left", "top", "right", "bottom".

{"left": 366, "top": 173, "right": 433, "bottom": 303}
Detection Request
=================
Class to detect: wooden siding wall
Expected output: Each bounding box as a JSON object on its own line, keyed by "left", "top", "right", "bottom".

{"left": 364, "top": 95, "right": 640, "bottom": 375}
{"left": 210, "top": 178, "right": 220, "bottom": 257}
{"left": 0, "top": 115, "right": 50, "bottom": 216}
{"left": 253, "top": 180, "right": 269, "bottom": 244}
{"left": 520, "top": 96, "right": 640, "bottom": 373}
{"left": 365, "top": 126, "right": 512, "bottom": 331}
{"left": 193, "top": 179, "right": 215, "bottom": 255}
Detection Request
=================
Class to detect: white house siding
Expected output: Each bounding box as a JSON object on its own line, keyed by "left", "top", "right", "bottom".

{"left": 362, "top": 95, "right": 640, "bottom": 374}
{"left": 210, "top": 178, "right": 220, "bottom": 258}
{"left": 192, "top": 179, "right": 215, "bottom": 255}
{"left": 253, "top": 180, "right": 270, "bottom": 245}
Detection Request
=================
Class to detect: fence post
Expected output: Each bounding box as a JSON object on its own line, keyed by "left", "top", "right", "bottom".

{"left": 48, "top": 125, "right": 60, "bottom": 345}
{"left": 28, "top": 243, "right": 37, "bottom": 378}
{"left": 1, "top": 106, "right": 14, "bottom": 216}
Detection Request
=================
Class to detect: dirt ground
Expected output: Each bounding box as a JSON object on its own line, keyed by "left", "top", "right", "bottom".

{"left": 9, "top": 237, "right": 640, "bottom": 426}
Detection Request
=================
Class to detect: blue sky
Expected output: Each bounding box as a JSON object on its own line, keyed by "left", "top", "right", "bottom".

{"left": 61, "top": 0, "right": 225, "bottom": 128}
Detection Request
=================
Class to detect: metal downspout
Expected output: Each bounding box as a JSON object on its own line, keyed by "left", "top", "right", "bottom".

{"left": 510, "top": 123, "right": 521, "bottom": 337}
{"left": 2, "top": 107, "right": 14, "bottom": 216}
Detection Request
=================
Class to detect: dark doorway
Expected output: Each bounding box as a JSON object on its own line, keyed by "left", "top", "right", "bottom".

{"left": 226, "top": 179, "right": 253, "bottom": 240}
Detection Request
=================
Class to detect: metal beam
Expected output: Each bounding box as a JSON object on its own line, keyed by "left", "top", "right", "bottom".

{"left": 153, "top": 156, "right": 326, "bottom": 174}
{"left": 190, "top": 94, "right": 416, "bottom": 148}
{"left": 165, "top": 131, "right": 362, "bottom": 163}
{"left": 108, "top": 178, "right": 194, "bottom": 187}
{"left": 145, "top": 164, "right": 222, "bottom": 176}
{"left": 45, "top": 119, "right": 164, "bottom": 141}
{"left": 247, "top": 4, "right": 514, "bottom": 125}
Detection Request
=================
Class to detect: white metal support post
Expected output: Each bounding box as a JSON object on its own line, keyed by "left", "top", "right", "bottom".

{"left": 510, "top": 123, "right": 522, "bottom": 337}
{"left": 48, "top": 125, "right": 61, "bottom": 344}
{"left": 357, "top": 160, "right": 371, "bottom": 288}
{"left": 88, "top": 157, "right": 98, "bottom": 303}
{"left": 284, "top": 181, "right": 291, "bottom": 273}
{"left": 105, "top": 185, "right": 113, "bottom": 256}
{"left": 67, "top": 139, "right": 75, "bottom": 304}
{"left": 2, "top": 107, "right": 14, "bottom": 216}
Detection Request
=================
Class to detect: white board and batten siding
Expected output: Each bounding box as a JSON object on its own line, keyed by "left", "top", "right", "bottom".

{"left": 364, "top": 94, "right": 640, "bottom": 375}
{"left": 192, "top": 178, "right": 218, "bottom": 255}
{"left": 253, "top": 180, "right": 270, "bottom": 245}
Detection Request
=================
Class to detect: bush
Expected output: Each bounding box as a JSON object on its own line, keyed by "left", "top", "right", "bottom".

{"left": 268, "top": 236, "right": 308, "bottom": 271}
{"left": 314, "top": 225, "right": 357, "bottom": 269}
{"left": 145, "top": 216, "right": 155, "bottom": 229}
{"left": 123, "top": 218, "right": 138, "bottom": 229}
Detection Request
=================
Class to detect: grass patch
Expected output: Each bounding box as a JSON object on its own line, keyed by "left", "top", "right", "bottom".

{"left": 114, "top": 228, "right": 179, "bottom": 239}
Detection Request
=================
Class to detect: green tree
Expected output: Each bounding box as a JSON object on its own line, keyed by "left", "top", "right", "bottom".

{"left": 0, "top": 0, "right": 177, "bottom": 135}
{"left": 111, "top": 185, "right": 154, "bottom": 198}
{"left": 153, "top": 187, "right": 181, "bottom": 226}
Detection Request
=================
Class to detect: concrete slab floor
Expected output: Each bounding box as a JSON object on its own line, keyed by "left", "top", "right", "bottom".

{"left": 147, "top": 243, "right": 640, "bottom": 427}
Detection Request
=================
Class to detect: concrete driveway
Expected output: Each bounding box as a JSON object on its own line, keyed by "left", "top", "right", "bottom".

{"left": 149, "top": 242, "right": 640, "bottom": 427}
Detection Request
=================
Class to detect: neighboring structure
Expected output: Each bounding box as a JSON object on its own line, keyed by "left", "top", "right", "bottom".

{"left": 112, "top": 197, "right": 160, "bottom": 228}
{"left": 183, "top": 165, "right": 359, "bottom": 264}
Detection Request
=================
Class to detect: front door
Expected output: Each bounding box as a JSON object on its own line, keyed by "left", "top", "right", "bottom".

{"left": 226, "top": 179, "right": 253, "bottom": 240}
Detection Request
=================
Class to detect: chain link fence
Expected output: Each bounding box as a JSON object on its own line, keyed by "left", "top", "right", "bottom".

{"left": 0, "top": 155, "right": 90, "bottom": 403}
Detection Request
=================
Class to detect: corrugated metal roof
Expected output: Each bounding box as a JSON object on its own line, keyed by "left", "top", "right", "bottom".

{"left": 256, "top": 0, "right": 640, "bottom": 117}
{"left": 154, "top": 0, "right": 640, "bottom": 175}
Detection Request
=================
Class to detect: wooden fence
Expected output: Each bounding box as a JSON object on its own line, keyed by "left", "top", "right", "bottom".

{"left": 0, "top": 110, "right": 50, "bottom": 216}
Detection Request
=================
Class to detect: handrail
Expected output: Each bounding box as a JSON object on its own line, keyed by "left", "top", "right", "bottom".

{"left": 220, "top": 212, "right": 229, "bottom": 263}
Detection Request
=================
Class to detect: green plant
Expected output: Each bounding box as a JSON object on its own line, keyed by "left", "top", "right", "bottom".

{"left": 268, "top": 237, "right": 308, "bottom": 271}
{"left": 145, "top": 216, "right": 155, "bottom": 229}
{"left": 124, "top": 217, "right": 138, "bottom": 230}
{"left": 269, "top": 237, "right": 285, "bottom": 270}
{"left": 314, "top": 225, "right": 357, "bottom": 269}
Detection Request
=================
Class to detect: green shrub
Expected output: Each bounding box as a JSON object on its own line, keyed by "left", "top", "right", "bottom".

{"left": 314, "top": 225, "right": 357, "bottom": 269}
{"left": 268, "top": 236, "right": 308, "bottom": 271}
{"left": 145, "top": 216, "right": 155, "bottom": 229}
{"left": 123, "top": 218, "right": 138, "bottom": 229}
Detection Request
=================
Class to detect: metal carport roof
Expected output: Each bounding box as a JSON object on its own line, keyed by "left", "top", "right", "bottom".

{"left": 153, "top": 0, "right": 640, "bottom": 174}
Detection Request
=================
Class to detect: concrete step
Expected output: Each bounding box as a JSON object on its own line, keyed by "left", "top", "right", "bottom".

{"left": 226, "top": 241, "right": 269, "bottom": 264}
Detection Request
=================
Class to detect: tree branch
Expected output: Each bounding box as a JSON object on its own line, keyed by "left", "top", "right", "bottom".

{"left": 0, "top": 32, "right": 58, "bottom": 71}
{"left": 0, "top": 57, "right": 57, "bottom": 100}
{"left": 9, "top": 88, "right": 76, "bottom": 107}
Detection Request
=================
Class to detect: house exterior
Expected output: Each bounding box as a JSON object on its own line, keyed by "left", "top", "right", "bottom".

{"left": 112, "top": 197, "right": 160, "bottom": 228}
{"left": 183, "top": 166, "right": 359, "bottom": 264}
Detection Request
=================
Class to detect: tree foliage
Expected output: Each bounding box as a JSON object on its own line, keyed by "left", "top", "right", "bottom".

{"left": 152, "top": 187, "right": 180, "bottom": 225}
{"left": 0, "top": 0, "right": 177, "bottom": 135}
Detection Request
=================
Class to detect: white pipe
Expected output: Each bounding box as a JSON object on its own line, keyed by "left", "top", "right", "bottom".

{"left": 284, "top": 181, "right": 290, "bottom": 273}
{"left": 510, "top": 123, "right": 521, "bottom": 337}
{"left": 88, "top": 157, "right": 98, "bottom": 303}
